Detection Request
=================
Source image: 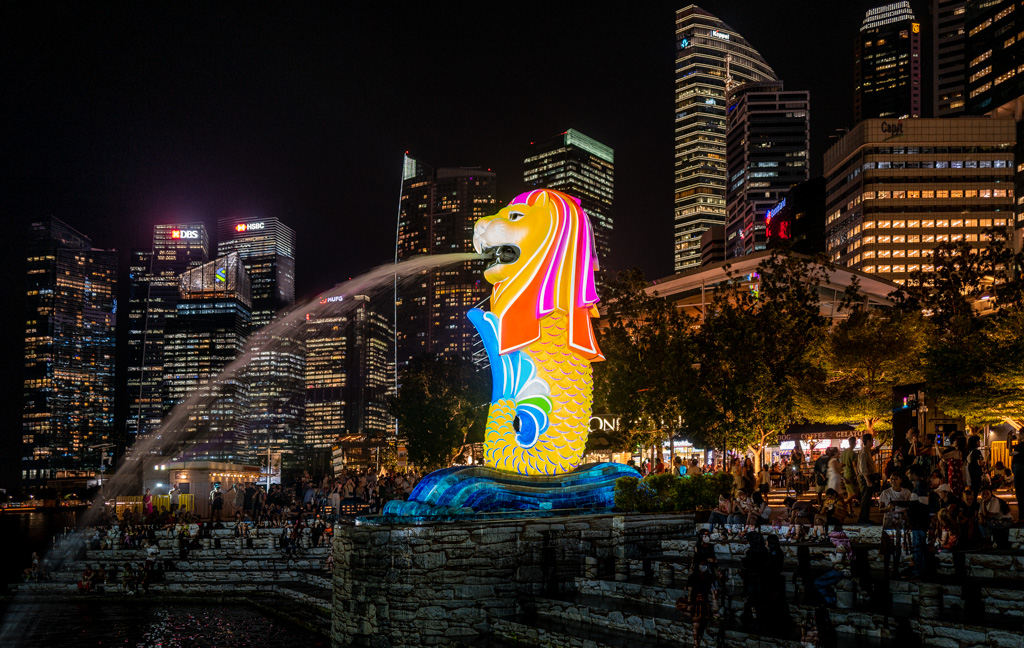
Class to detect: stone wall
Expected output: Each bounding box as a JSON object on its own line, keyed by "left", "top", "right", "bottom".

{"left": 330, "top": 513, "right": 694, "bottom": 647}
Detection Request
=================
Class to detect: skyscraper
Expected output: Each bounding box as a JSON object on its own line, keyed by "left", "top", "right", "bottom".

{"left": 396, "top": 156, "right": 497, "bottom": 370}
{"left": 933, "top": 0, "right": 968, "bottom": 117}
{"left": 824, "top": 117, "right": 1015, "bottom": 284}
{"left": 303, "top": 295, "right": 392, "bottom": 466}
{"left": 524, "top": 129, "right": 614, "bottom": 273}
{"left": 673, "top": 5, "right": 778, "bottom": 272}
{"left": 22, "top": 218, "right": 117, "bottom": 484}
{"left": 854, "top": 2, "right": 923, "bottom": 122}
{"left": 217, "top": 217, "right": 302, "bottom": 460}
{"left": 163, "top": 253, "right": 252, "bottom": 462}
{"left": 725, "top": 81, "right": 810, "bottom": 258}
{"left": 964, "top": 0, "right": 1024, "bottom": 115}
{"left": 216, "top": 217, "right": 296, "bottom": 329}
{"left": 127, "top": 223, "right": 209, "bottom": 444}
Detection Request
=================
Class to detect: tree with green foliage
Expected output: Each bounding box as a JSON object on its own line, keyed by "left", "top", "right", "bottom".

{"left": 893, "top": 229, "right": 1024, "bottom": 428}
{"left": 678, "top": 252, "right": 839, "bottom": 467}
{"left": 390, "top": 354, "right": 488, "bottom": 470}
{"left": 795, "top": 309, "right": 931, "bottom": 438}
{"left": 594, "top": 268, "right": 694, "bottom": 456}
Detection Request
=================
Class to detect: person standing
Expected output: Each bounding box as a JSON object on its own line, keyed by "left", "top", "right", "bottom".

{"left": 1010, "top": 428, "right": 1024, "bottom": 522}
{"left": 168, "top": 484, "right": 181, "bottom": 512}
{"left": 142, "top": 488, "right": 153, "bottom": 517}
{"left": 244, "top": 482, "right": 256, "bottom": 518}
{"left": 813, "top": 451, "right": 830, "bottom": 507}
{"left": 826, "top": 448, "right": 843, "bottom": 496}
{"left": 210, "top": 483, "right": 224, "bottom": 523}
{"left": 232, "top": 483, "right": 245, "bottom": 518}
{"left": 840, "top": 438, "right": 860, "bottom": 507}
{"left": 857, "top": 433, "right": 879, "bottom": 524}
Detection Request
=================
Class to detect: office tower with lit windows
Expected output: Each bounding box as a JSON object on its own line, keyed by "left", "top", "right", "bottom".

{"left": 217, "top": 217, "right": 302, "bottom": 458}
{"left": 824, "top": 117, "right": 1015, "bottom": 284}
{"left": 22, "top": 218, "right": 117, "bottom": 484}
{"left": 934, "top": 0, "right": 968, "bottom": 116}
{"left": 963, "top": 0, "right": 1024, "bottom": 248}
{"left": 524, "top": 129, "right": 614, "bottom": 272}
{"left": 854, "top": 2, "right": 923, "bottom": 122}
{"left": 304, "top": 295, "right": 392, "bottom": 450}
{"left": 163, "top": 253, "right": 252, "bottom": 462}
{"left": 216, "top": 217, "right": 295, "bottom": 329}
{"left": 304, "top": 311, "right": 348, "bottom": 450}
{"left": 725, "top": 81, "right": 810, "bottom": 258}
{"left": 127, "top": 223, "right": 209, "bottom": 444}
{"left": 673, "top": 5, "right": 778, "bottom": 272}
{"left": 396, "top": 155, "right": 497, "bottom": 370}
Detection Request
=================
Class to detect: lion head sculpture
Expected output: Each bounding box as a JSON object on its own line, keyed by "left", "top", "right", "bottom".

{"left": 472, "top": 189, "right": 603, "bottom": 362}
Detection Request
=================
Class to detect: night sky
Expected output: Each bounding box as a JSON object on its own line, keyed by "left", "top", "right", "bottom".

{"left": 0, "top": 1, "right": 905, "bottom": 485}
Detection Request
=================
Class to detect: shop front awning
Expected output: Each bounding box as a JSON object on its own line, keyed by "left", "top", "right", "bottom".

{"left": 777, "top": 423, "right": 860, "bottom": 444}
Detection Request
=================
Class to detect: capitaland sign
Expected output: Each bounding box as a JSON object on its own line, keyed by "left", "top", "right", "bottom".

{"left": 881, "top": 121, "right": 904, "bottom": 137}
{"left": 235, "top": 222, "right": 266, "bottom": 232}
{"left": 171, "top": 229, "right": 200, "bottom": 239}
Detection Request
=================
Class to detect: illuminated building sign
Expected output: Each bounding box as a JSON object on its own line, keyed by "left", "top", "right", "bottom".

{"left": 765, "top": 198, "right": 787, "bottom": 224}
{"left": 235, "top": 222, "right": 266, "bottom": 232}
{"left": 710, "top": 29, "right": 730, "bottom": 41}
{"left": 318, "top": 295, "right": 344, "bottom": 304}
{"left": 171, "top": 229, "right": 200, "bottom": 240}
{"left": 215, "top": 267, "right": 227, "bottom": 283}
{"left": 881, "top": 121, "right": 904, "bottom": 137}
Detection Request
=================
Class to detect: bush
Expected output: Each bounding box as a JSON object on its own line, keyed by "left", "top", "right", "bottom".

{"left": 614, "top": 471, "right": 735, "bottom": 513}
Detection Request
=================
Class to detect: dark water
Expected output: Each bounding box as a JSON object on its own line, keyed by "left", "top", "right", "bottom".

{"left": 3, "top": 601, "right": 326, "bottom": 647}
{"left": 0, "top": 510, "right": 80, "bottom": 586}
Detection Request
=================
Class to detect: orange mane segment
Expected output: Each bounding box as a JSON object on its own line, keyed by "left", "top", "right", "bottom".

{"left": 493, "top": 189, "right": 603, "bottom": 362}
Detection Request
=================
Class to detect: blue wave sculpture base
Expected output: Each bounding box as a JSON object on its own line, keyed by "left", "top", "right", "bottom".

{"left": 372, "top": 462, "right": 639, "bottom": 524}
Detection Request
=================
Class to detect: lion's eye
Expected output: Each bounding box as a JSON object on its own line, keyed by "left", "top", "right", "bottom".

{"left": 508, "top": 211, "right": 525, "bottom": 222}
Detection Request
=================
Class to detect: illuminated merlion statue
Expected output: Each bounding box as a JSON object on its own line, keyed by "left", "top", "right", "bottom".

{"left": 469, "top": 189, "right": 603, "bottom": 475}
{"left": 379, "top": 189, "right": 637, "bottom": 520}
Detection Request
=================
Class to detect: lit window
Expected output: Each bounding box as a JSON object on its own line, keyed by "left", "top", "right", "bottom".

{"left": 892, "top": 221, "right": 905, "bottom": 228}
{"left": 993, "top": 189, "right": 1006, "bottom": 198}
{"left": 908, "top": 235, "right": 920, "bottom": 243}
{"left": 980, "top": 219, "right": 993, "bottom": 227}
{"left": 950, "top": 190, "right": 963, "bottom": 198}
{"left": 907, "top": 190, "right": 920, "bottom": 199}
{"left": 937, "top": 234, "right": 949, "bottom": 242}
{"left": 937, "top": 220, "right": 949, "bottom": 227}
{"left": 922, "top": 220, "right": 935, "bottom": 228}
{"left": 908, "top": 249, "right": 920, "bottom": 257}
{"left": 878, "top": 191, "right": 891, "bottom": 199}
{"left": 936, "top": 190, "right": 949, "bottom": 198}
{"left": 879, "top": 221, "right": 891, "bottom": 228}
{"left": 908, "top": 220, "right": 920, "bottom": 228}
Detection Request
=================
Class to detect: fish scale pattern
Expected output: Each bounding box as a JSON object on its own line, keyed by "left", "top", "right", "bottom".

{"left": 484, "top": 312, "right": 592, "bottom": 475}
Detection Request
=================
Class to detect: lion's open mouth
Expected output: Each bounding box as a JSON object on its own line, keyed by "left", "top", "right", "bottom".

{"left": 483, "top": 245, "right": 521, "bottom": 268}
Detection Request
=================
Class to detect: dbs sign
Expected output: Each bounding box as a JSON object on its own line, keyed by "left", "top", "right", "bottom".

{"left": 171, "top": 229, "right": 199, "bottom": 239}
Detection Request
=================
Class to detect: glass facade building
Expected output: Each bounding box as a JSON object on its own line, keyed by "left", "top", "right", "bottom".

{"left": 396, "top": 156, "right": 497, "bottom": 371}
{"left": 964, "top": 0, "right": 1023, "bottom": 115}
{"left": 673, "top": 5, "right": 778, "bottom": 272}
{"left": 22, "top": 218, "right": 117, "bottom": 483}
{"left": 217, "top": 217, "right": 302, "bottom": 459}
{"left": 933, "top": 0, "right": 968, "bottom": 117}
{"left": 524, "top": 129, "right": 614, "bottom": 273}
{"left": 127, "top": 223, "right": 209, "bottom": 444}
{"left": 216, "top": 217, "right": 295, "bottom": 329}
{"left": 303, "top": 295, "right": 392, "bottom": 452}
{"left": 725, "top": 81, "right": 810, "bottom": 258}
{"left": 163, "top": 253, "right": 253, "bottom": 463}
{"left": 854, "top": 2, "right": 923, "bottom": 122}
{"left": 824, "top": 117, "right": 1016, "bottom": 284}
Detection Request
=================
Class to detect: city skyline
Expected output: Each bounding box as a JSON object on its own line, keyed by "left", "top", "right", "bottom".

{"left": 3, "top": 2, "right": 1020, "bottom": 484}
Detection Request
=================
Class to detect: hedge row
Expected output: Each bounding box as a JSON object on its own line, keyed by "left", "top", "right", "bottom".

{"left": 613, "top": 472, "right": 735, "bottom": 513}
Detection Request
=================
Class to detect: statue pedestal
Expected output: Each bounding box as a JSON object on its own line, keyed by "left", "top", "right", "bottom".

{"left": 372, "top": 462, "right": 639, "bottom": 524}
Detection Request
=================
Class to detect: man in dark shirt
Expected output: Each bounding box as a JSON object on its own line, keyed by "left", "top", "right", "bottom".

{"left": 898, "top": 465, "right": 931, "bottom": 578}
{"left": 243, "top": 483, "right": 256, "bottom": 517}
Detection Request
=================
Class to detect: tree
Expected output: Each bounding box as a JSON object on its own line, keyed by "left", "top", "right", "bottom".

{"left": 795, "top": 309, "right": 931, "bottom": 438}
{"left": 594, "top": 269, "right": 694, "bottom": 456}
{"left": 391, "top": 355, "right": 488, "bottom": 470}
{"left": 894, "top": 229, "right": 1024, "bottom": 428}
{"left": 679, "top": 251, "right": 838, "bottom": 467}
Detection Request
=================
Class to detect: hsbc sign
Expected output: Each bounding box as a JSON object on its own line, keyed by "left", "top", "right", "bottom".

{"left": 235, "top": 222, "right": 266, "bottom": 232}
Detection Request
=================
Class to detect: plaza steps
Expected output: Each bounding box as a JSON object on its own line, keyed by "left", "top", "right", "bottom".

{"left": 476, "top": 524, "right": 1024, "bottom": 648}
{"left": 11, "top": 528, "right": 334, "bottom": 637}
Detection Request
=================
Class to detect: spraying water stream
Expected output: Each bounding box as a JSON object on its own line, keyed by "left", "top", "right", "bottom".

{"left": 0, "top": 251, "right": 484, "bottom": 644}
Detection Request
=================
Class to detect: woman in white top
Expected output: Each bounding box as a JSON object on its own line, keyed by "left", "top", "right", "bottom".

{"left": 826, "top": 448, "right": 844, "bottom": 495}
